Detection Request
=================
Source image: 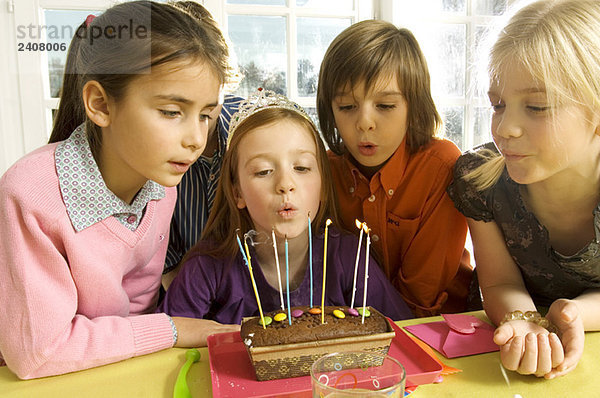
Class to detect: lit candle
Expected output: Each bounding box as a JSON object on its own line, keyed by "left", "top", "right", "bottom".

{"left": 285, "top": 236, "right": 292, "bottom": 325}
{"left": 361, "top": 225, "right": 371, "bottom": 324}
{"left": 236, "top": 233, "right": 250, "bottom": 266}
{"left": 350, "top": 219, "right": 364, "bottom": 310}
{"left": 272, "top": 228, "right": 285, "bottom": 311}
{"left": 236, "top": 233, "right": 266, "bottom": 329}
{"left": 321, "top": 219, "right": 332, "bottom": 324}
{"left": 308, "top": 213, "right": 313, "bottom": 308}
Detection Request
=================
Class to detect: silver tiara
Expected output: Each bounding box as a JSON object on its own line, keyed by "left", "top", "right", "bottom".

{"left": 227, "top": 88, "right": 316, "bottom": 149}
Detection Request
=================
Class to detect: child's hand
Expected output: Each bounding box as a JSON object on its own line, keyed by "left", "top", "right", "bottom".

{"left": 543, "top": 299, "right": 585, "bottom": 379}
{"left": 493, "top": 320, "right": 563, "bottom": 377}
{"left": 172, "top": 317, "right": 241, "bottom": 348}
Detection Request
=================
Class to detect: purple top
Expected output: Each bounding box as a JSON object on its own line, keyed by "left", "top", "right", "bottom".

{"left": 159, "top": 227, "right": 412, "bottom": 323}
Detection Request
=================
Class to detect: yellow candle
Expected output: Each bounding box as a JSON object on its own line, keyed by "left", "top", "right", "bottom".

{"left": 244, "top": 236, "right": 266, "bottom": 329}
{"left": 321, "top": 219, "right": 332, "bottom": 324}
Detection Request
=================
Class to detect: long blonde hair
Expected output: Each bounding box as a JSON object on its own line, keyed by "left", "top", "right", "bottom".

{"left": 466, "top": 0, "right": 600, "bottom": 190}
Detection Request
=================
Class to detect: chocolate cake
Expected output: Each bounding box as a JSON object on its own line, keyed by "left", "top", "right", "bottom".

{"left": 240, "top": 306, "right": 395, "bottom": 381}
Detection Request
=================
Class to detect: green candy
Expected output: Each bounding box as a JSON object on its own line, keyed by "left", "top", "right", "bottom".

{"left": 259, "top": 316, "right": 273, "bottom": 326}
{"left": 357, "top": 307, "right": 371, "bottom": 317}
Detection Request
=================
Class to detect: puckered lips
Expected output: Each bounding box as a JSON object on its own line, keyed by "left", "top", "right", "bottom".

{"left": 499, "top": 148, "right": 530, "bottom": 162}
{"left": 358, "top": 141, "right": 377, "bottom": 156}
{"left": 277, "top": 202, "right": 298, "bottom": 219}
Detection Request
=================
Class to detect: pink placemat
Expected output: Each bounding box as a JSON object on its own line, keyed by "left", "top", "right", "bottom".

{"left": 207, "top": 320, "right": 442, "bottom": 398}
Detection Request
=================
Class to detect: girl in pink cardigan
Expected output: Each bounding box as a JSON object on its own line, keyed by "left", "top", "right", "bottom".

{"left": 0, "top": 1, "right": 238, "bottom": 379}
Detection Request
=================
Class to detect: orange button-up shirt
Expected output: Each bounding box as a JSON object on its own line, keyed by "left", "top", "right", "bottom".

{"left": 328, "top": 138, "right": 469, "bottom": 317}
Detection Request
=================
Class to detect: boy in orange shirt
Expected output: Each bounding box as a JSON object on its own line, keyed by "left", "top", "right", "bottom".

{"left": 317, "top": 20, "right": 470, "bottom": 317}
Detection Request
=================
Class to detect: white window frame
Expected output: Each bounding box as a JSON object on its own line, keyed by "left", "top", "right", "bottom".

{"left": 203, "top": 0, "right": 374, "bottom": 110}
{"left": 1, "top": 0, "right": 518, "bottom": 176}
{"left": 382, "top": 0, "right": 518, "bottom": 151}
{"left": 12, "top": 0, "right": 113, "bottom": 155}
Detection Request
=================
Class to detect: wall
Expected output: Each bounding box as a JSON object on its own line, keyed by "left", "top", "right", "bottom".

{"left": 0, "top": 0, "right": 26, "bottom": 175}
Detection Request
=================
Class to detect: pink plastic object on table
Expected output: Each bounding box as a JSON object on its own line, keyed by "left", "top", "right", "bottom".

{"left": 403, "top": 313, "right": 499, "bottom": 359}
{"left": 207, "top": 320, "right": 442, "bottom": 398}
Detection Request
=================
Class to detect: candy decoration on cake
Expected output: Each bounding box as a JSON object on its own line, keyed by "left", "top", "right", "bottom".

{"left": 350, "top": 219, "right": 365, "bottom": 311}
{"left": 321, "top": 219, "right": 332, "bottom": 324}
{"left": 308, "top": 213, "right": 313, "bottom": 308}
{"left": 235, "top": 217, "right": 373, "bottom": 330}
{"left": 271, "top": 228, "right": 285, "bottom": 311}
{"left": 236, "top": 232, "right": 267, "bottom": 328}
{"left": 273, "top": 313, "right": 287, "bottom": 322}
{"left": 361, "top": 224, "right": 371, "bottom": 324}
{"left": 292, "top": 309, "right": 304, "bottom": 317}
{"left": 240, "top": 305, "right": 393, "bottom": 381}
{"left": 285, "top": 235, "right": 292, "bottom": 325}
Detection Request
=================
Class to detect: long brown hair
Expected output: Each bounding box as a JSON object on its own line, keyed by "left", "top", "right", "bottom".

{"left": 317, "top": 20, "right": 442, "bottom": 156}
{"left": 49, "top": 1, "right": 236, "bottom": 159}
{"left": 187, "top": 107, "right": 339, "bottom": 260}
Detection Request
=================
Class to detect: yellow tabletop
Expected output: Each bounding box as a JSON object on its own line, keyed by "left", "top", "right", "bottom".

{"left": 0, "top": 311, "right": 596, "bottom": 397}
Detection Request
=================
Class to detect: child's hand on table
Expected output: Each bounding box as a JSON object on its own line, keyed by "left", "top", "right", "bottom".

{"left": 494, "top": 299, "right": 584, "bottom": 379}
{"left": 544, "top": 299, "right": 585, "bottom": 379}
{"left": 173, "top": 317, "right": 241, "bottom": 348}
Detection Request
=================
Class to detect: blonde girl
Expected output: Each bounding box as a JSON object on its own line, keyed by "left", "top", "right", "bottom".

{"left": 449, "top": 0, "right": 600, "bottom": 379}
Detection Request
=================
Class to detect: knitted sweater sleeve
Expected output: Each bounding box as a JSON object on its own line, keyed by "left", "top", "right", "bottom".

{"left": 0, "top": 164, "right": 174, "bottom": 379}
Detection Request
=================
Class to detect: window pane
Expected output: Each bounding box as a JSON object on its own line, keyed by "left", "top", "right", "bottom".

{"left": 442, "top": 0, "right": 466, "bottom": 14}
{"left": 473, "top": 107, "right": 492, "bottom": 147}
{"left": 297, "top": 17, "right": 350, "bottom": 97}
{"left": 227, "top": 0, "right": 286, "bottom": 5}
{"left": 405, "top": 0, "right": 465, "bottom": 14}
{"left": 296, "top": 0, "right": 353, "bottom": 9}
{"left": 43, "top": 9, "right": 100, "bottom": 98}
{"left": 414, "top": 24, "right": 466, "bottom": 97}
{"left": 473, "top": 25, "right": 491, "bottom": 99}
{"left": 228, "top": 15, "right": 287, "bottom": 97}
{"left": 441, "top": 106, "right": 464, "bottom": 149}
{"left": 304, "top": 107, "right": 319, "bottom": 128}
{"left": 473, "top": 0, "right": 507, "bottom": 16}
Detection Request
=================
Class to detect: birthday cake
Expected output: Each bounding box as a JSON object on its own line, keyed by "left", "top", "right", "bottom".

{"left": 241, "top": 306, "right": 395, "bottom": 381}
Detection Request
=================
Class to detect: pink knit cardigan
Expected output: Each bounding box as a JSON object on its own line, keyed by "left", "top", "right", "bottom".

{"left": 0, "top": 144, "right": 176, "bottom": 379}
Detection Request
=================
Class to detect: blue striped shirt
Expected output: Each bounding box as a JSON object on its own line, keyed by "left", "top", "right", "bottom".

{"left": 164, "top": 95, "right": 244, "bottom": 272}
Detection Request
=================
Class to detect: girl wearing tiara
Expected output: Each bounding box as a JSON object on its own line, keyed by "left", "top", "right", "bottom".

{"left": 159, "top": 89, "right": 411, "bottom": 332}
{"left": 0, "top": 1, "right": 238, "bottom": 379}
{"left": 449, "top": 0, "right": 600, "bottom": 379}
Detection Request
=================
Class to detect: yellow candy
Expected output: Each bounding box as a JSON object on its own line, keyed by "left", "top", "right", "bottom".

{"left": 333, "top": 309, "right": 345, "bottom": 319}
{"left": 259, "top": 316, "right": 272, "bottom": 326}
{"left": 273, "top": 313, "right": 287, "bottom": 322}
